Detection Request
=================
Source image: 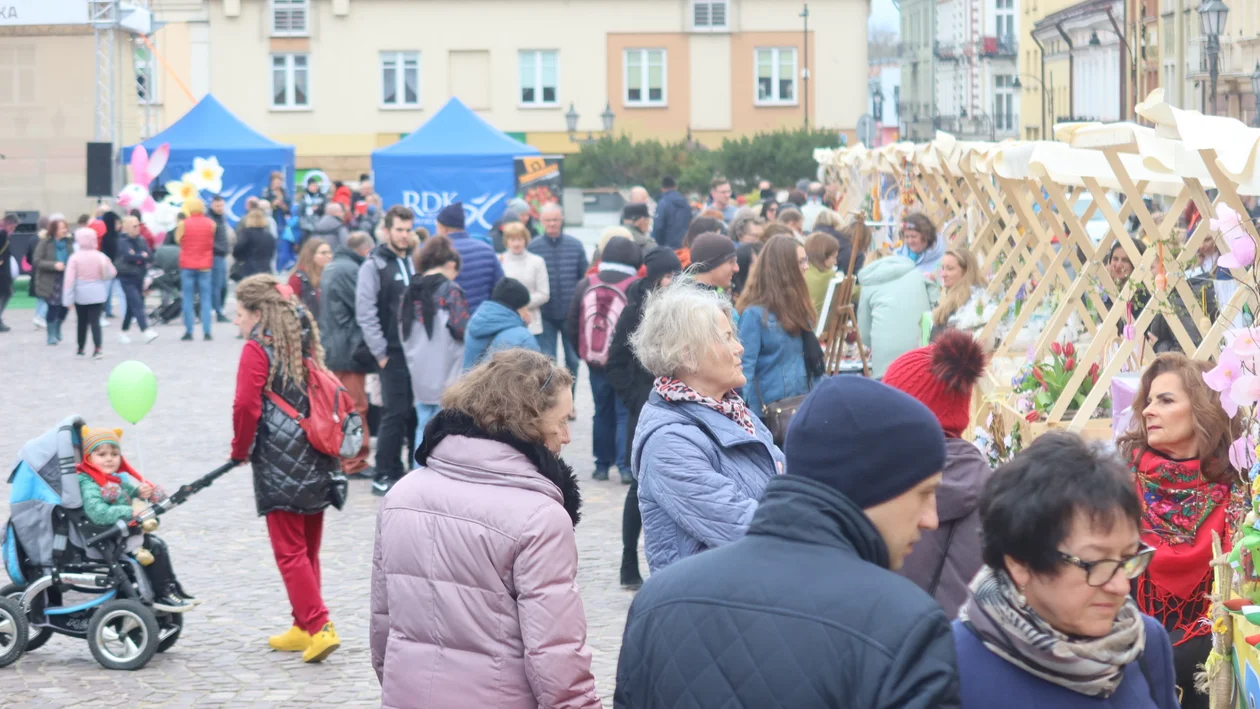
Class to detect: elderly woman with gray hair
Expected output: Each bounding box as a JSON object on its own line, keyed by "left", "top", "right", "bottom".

{"left": 630, "top": 278, "right": 784, "bottom": 573}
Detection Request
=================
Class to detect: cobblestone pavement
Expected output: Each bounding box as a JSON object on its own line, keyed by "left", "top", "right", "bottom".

{"left": 0, "top": 304, "right": 641, "bottom": 707}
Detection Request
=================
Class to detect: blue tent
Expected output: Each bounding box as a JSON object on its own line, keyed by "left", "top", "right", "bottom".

{"left": 372, "top": 97, "right": 539, "bottom": 236}
{"left": 123, "top": 95, "right": 295, "bottom": 224}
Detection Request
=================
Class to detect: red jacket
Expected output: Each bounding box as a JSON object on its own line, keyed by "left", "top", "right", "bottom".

{"left": 179, "top": 215, "right": 216, "bottom": 270}
{"left": 231, "top": 340, "right": 269, "bottom": 461}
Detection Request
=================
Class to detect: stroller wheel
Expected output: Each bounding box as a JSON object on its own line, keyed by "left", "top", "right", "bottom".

{"left": 87, "top": 599, "right": 159, "bottom": 671}
{"left": 0, "top": 596, "right": 28, "bottom": 668}
{"left": 0, "top": 583, "right": 52, "bottom": 651}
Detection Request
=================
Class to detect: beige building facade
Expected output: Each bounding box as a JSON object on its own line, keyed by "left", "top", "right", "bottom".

{"left": 0, "top": 0, "right": 869, "bottom": 216}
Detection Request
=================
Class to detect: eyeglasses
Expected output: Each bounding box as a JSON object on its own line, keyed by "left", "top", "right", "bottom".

{"left": 1057, "top": 542, "right": 1155, "bottom": 587}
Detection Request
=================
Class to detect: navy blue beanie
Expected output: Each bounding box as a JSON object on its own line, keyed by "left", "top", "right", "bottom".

{"left": 437, "top": 202, "right": 465, "bottom": 229}
{"left": 785, "top": 376, "right": 946, "bottom": 509}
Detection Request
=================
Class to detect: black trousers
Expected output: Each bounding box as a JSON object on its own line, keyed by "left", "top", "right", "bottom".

{"left": 74, "top": 302, "right": 103, "bottom": 352}
{"left": 140, "top": 534, "right": 179, "bottom": 595}
{"left": 1170, "top": 631, "right": 1211, "bottom": 709}
{"left": 376, "top": 354, "right": 416, "bottom": 481}
{"left": 119, "top": 275, "right": 149, "bottom": 331}
{"left": 621, "top": 404, "right": 644, "bottom": 578}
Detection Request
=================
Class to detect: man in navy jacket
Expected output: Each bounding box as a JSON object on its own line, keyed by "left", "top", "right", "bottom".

{"left": 651, "top": 176, "right": 692, "bottom": 249}
{"left": 529, "top": 203, "right": 587, "bottom": 395}
{"left": 436, "top": 202, "right": 502, "bottom": 314}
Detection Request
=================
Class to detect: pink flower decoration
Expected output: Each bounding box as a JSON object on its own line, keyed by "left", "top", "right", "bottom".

{"left": 1230, "top": 374, "right": 1260, "bottom": 407}
{"left": 1231, "top": 435, "right": 1256, "bottom": 471}
{"left": 1219, "top": 232, "right": 1257, "bottom": 269}
{"left": 1205, "top": 348, "right": 1243, "bottom": 417}
{"left": 1211, "top": 204, "right": 1243, "bottom": 235}
{"left": 1123, "top": 323, "right": 1135, "bottom": 341}
{"left": 1232, "top": 328, "right": 1260, "bottom": 361}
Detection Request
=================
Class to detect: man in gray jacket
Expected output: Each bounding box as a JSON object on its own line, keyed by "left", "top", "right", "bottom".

{"left": 312, "top": 202, "right": 351, "bottom": 251}
{"left": 356, "top": 206, "right": 417, "bottom": 496}
{"left": 321, "top": 232, "right": 376, "bottom": 478}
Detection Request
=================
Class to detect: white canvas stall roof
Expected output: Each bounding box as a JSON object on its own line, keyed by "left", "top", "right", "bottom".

{"left": 1134, "top": 89, "right": 1260, "bottom": 193}
{"left": 989, "top": 141, "right": 1188, "bottom": 196}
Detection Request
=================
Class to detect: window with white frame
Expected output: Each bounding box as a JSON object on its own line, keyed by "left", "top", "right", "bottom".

{"left": 271, "top": 0, "right": 309, "bottom": 37}
{"left": 625, "top": 49, "right": 666, "bottom": 106}
{"left": 756, "top": 47, "right": 797, "bottom": 104}
{"left": 271, "top": 53, "right": 309, "bottom": 109}
{"left": 0, "top": 46, "right": 35, "bottom": 106}
{"left": 380, "top": 52, "right": 419, "bottom": 108}
{"left": 995, "top": 74, "right": 1015, "bottom": 130}
{"left": 519, "top": 50, "right": 558, "bottom": 106}
{"left": 692, "top": 1, "right": 729, "bottom": 30}
{"left": 135, "top": 45, "right": 157, "bottom": 104}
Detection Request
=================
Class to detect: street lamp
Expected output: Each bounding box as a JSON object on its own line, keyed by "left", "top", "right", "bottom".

{"left": 566, "top": 101, "right": 616, "bottom": 144}
{"left": 1198, "top": 0, "right": 1229, "bottom": 115}
{"left": 1013, "top": 74, "right": 1056, "bottom": 136}
{"left": 1251, "top": 61, "right": 1260, "bottom": 125}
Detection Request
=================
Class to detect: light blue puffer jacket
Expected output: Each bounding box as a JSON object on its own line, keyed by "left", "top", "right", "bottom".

{"left": 462, "top": 300, "right": 540, "bottom": 370}
{"left": 631, "top": 392, "right": 783, "bottom": 572}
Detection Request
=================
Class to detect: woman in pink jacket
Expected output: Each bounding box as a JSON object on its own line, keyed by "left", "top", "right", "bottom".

{"left": 371, "top": 348, "right": 602, "bottom": 709}
{"left": 63, "top": 226, "right": 117, "bottom": 359}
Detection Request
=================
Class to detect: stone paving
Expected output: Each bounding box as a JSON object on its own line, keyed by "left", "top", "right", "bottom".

{"left": 0, "top": 303, "right": 641, "bottom": 707}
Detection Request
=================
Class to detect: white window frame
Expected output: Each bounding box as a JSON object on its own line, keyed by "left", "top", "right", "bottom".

{"left": 380, "top": 51, "right": 420, "bottom": 109}
{"left": 691, "top": 0, "right": 730, "bottom": 31}
{"left": 754, "top": 47, "right": 798, "bottom": 106}
{"left": 623, "top": 48, "right": 668, "bottom": 107}
{"left": 270, "top": 0, "right": 309, "bottom": 37}
{"left": 994, "top": 75, "right": 1015, "bottom": 130}
{"left": 518, "top": 50, "right": 559, "bottom": 108}
{"left": 0, "top": 46, "right": 36, "bottom": 107}
{"left": 135, "top": 44, "right": 158, "bottom": 105}
{"left": 271, "top": 53, "right": 311, "bottom": 111}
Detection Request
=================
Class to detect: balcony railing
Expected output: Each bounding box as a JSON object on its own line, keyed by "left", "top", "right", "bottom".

{"left": 982, "top": 35, "right": 1017, "bottom": 57}
{"left": 934, "top": 41, "right": 962, "bottom": 60}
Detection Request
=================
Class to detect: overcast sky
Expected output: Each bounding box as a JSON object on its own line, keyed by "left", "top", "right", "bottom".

{"left": 869, "top": 0, "right": 900, "bottom": 35}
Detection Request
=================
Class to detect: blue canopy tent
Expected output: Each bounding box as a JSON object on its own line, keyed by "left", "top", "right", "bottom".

{"left": 372, "top": 97, "right": 539, "bottom": 237}
{"left": 123, "top": 95, "right": 295, "bottom": 224}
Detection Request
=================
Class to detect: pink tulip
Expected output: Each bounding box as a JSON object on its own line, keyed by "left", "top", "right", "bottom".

{"left": 1230, "top": 435, "right": 1256, "bottom": 471}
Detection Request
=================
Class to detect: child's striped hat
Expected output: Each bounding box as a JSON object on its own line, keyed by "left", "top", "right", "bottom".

{"left": 81, "top": 426, "right": 123, "bottom": 455}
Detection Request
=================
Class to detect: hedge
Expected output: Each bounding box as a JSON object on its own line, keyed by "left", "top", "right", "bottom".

{"left": 565, "top": 127, "right": 841, "bottom": 194}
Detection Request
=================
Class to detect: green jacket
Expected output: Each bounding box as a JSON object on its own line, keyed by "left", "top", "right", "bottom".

{"left": 79, "top": 473, "right": 141, "bottom": 526}
{"left": 857, "top": 255, "right": 932, "bottom": 379}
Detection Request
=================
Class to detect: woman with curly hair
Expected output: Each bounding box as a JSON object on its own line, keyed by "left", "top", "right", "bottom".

{"left": 1116, "top": 352, "right": 1245, "bottom": 709}
{"left": 931, "top": 246, "right": 996, "bottom": 343}
{"left": 230, "top": 274, "right": 344, "bottom": 664}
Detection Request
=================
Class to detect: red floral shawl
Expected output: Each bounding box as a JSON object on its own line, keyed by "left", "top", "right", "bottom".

{"left": 1134, "top": 450, "right": 1241, "bottom": 643}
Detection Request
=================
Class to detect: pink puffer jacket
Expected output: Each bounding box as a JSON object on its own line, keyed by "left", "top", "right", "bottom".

{"left": 371, "top": 434, "right": 601, "bottom": 709}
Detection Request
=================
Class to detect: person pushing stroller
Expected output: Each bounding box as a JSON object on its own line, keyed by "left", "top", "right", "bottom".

{"left": 77, "top": 426, "right": 197, "bottom": 613}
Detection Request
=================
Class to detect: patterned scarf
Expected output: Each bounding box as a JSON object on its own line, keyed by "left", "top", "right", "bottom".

{"left": 959, "top": 566, "right": 1145, "bottom": 698}
{"left": 653, "top": 376, "right": 756, "bottom": 435}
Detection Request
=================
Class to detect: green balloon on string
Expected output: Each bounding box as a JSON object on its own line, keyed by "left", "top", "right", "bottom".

{"left": 107, "top": 360, "right": 158, "bottom": 424}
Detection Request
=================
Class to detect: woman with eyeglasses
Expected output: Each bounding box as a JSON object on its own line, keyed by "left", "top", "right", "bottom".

{"left": 954, "top": 432, "right": 1177, "bottom": 709}
{"left": 734, "top": 234, "right": 824, "bottom": 423}
{"left": 1117, "top": 353, "right": 1245, "bottom": 709}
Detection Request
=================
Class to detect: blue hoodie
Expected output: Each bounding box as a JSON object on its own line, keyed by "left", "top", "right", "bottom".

{"left": 462, "top": 300, "right": 540, "bottom": 370}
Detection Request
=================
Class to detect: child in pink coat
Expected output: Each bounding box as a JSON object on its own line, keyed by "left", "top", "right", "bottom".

{"left": 63, "top": 226, "right": 118, "bottom": 359}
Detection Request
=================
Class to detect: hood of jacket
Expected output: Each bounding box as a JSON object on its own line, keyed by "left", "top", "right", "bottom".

{"left": 415, "top": 409, "right": 581, "bottom": 524}
{"left": 314, "top": 214, "right": 345, "bottom": 232}
{"left": 74, "top": 229, "right": 98, "bottom": 251}
{"left": 332, "top": 246, "right": 365, "bottom": 267}
{"left": 936, "top": 437, "right": 990, "bottom": 523}
{"left": 749, "top": 475, "right": 890, "bottom": 568}
{"left": 897, "top": 235, "right": 946, "bottom": 269}
{"left": 466, "top": 300, "right": 528, "bottom": 341}
{"left": 857, "top": 253, "right": 917, "bottom": 286}
{"left": 370, "top": 241, "right": 411, "bottom": 266}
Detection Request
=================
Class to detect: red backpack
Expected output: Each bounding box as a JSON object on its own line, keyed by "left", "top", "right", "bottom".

{"left": 265, "top": 358, "right": 363, "bottom": 458}
{"left": 577, "top": 274, "right": 636, "bottom": 367}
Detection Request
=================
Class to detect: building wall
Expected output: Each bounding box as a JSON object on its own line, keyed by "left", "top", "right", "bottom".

{"left": 1020, "top": 0, "right": 1081, "bottom": 138}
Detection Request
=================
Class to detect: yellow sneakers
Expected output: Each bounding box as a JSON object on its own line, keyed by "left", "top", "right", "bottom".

{"left": 302, "top": 622, "right": 341, "bottom": 663}
{"left": 268, "top": 625, "right": 311, "bottom": 652}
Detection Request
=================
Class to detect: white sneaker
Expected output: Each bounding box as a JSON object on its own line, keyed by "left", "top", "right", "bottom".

{"left": 33, "top": 315, "right": 46, "bottom": 330}
{"left": 100, "top": 316, "right": 110, "bottom": 328}
{"left": 118, "top": 333, "right": 132, "bottom": 344}
{"left": 143, "top": 329, "right": 160, "bottom": 343}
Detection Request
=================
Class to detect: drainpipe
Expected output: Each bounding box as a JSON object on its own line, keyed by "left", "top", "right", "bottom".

{"left": 1056, "top": 21, "right": 1076, "bottom": 118}
{"left": 1032, "top": 33, "right": 1048, "bottom": 134}
{"left": 1105, "top": 5, "right": 1128, "bottom": 119}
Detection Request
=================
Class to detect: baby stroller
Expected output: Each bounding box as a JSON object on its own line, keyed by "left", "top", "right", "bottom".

{"left": 147, "top": 244, "right": 184, "bottom": 325}
{"left": 0, "top": 416, "right": 234, "bottom": 670}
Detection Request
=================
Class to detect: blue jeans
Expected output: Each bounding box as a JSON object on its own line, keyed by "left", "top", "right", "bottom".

{"left": 589, "top": 367, "right": 629, "bottom": 472}
{"left": 35, "top": 298, "right": 47, "bottom": 319}
{"left": 102, "top": 278, "right": 125, "bottom": 318}
{"left": 211, "top": 256, "right": 228, "bottom": 315}
{"left": 414, "top": 403, "right": 441, "bottom": 465}
{"left": 538, "top": 316, "right": 579, "bottom": 390}
{"left": 181, "top": 269, "right": 213, "bottom": 336}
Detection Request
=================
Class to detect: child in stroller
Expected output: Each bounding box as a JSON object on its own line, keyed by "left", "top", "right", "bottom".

{"left": 76, "top": 427, "right": 196, "bottom": 613}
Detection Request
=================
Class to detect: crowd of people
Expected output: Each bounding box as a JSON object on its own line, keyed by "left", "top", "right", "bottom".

{"left": 3, "top": 172, "right": 1247, "bottom": 709}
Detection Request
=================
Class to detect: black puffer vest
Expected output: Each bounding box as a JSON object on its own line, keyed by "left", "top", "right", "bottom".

{"left": 250, "top": 330, "right": 342, "bottom": 516}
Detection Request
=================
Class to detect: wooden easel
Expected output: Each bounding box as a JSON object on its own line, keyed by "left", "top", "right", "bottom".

{"left": 820, "top": 215, "right": 872, "bottom": 377}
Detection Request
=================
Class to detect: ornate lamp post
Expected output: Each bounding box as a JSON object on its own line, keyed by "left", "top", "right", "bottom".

{"left": 565, "top": 101, "right": 615, "bottom": 144}
{"left": 1198, "top": 0, "right": 1229, "bottom": 115}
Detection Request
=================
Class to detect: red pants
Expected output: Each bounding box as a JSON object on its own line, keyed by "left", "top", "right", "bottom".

{"left": 335, "top": 371, "right": 371, "bottom": 475}
{"left": 266, "top": 510, "right": 329, "bottom": 635}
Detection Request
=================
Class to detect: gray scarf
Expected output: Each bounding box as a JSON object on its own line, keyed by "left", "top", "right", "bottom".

{"left": 958, "top": 566, "right": 1145, "bottom": 698}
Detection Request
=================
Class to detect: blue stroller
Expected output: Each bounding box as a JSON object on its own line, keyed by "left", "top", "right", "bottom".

{"left": 1, "top": 416, "right": 234, "bottom": 670}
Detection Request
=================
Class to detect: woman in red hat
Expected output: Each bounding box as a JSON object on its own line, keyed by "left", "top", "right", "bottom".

{"left": 882, "top": 328, "right": 992, "bottom": 617}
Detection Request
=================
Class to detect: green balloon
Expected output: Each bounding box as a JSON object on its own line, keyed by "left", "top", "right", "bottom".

{"left": 107, "top": 360, "right": 158, "bottom": 424}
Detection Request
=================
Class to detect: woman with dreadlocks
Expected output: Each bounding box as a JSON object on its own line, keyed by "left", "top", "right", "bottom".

{"left": 230, "top": 273, "right": 344, "bottom": 664}
{"left": 1118, "top": 353, "right": 1246, "bottom": 709}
